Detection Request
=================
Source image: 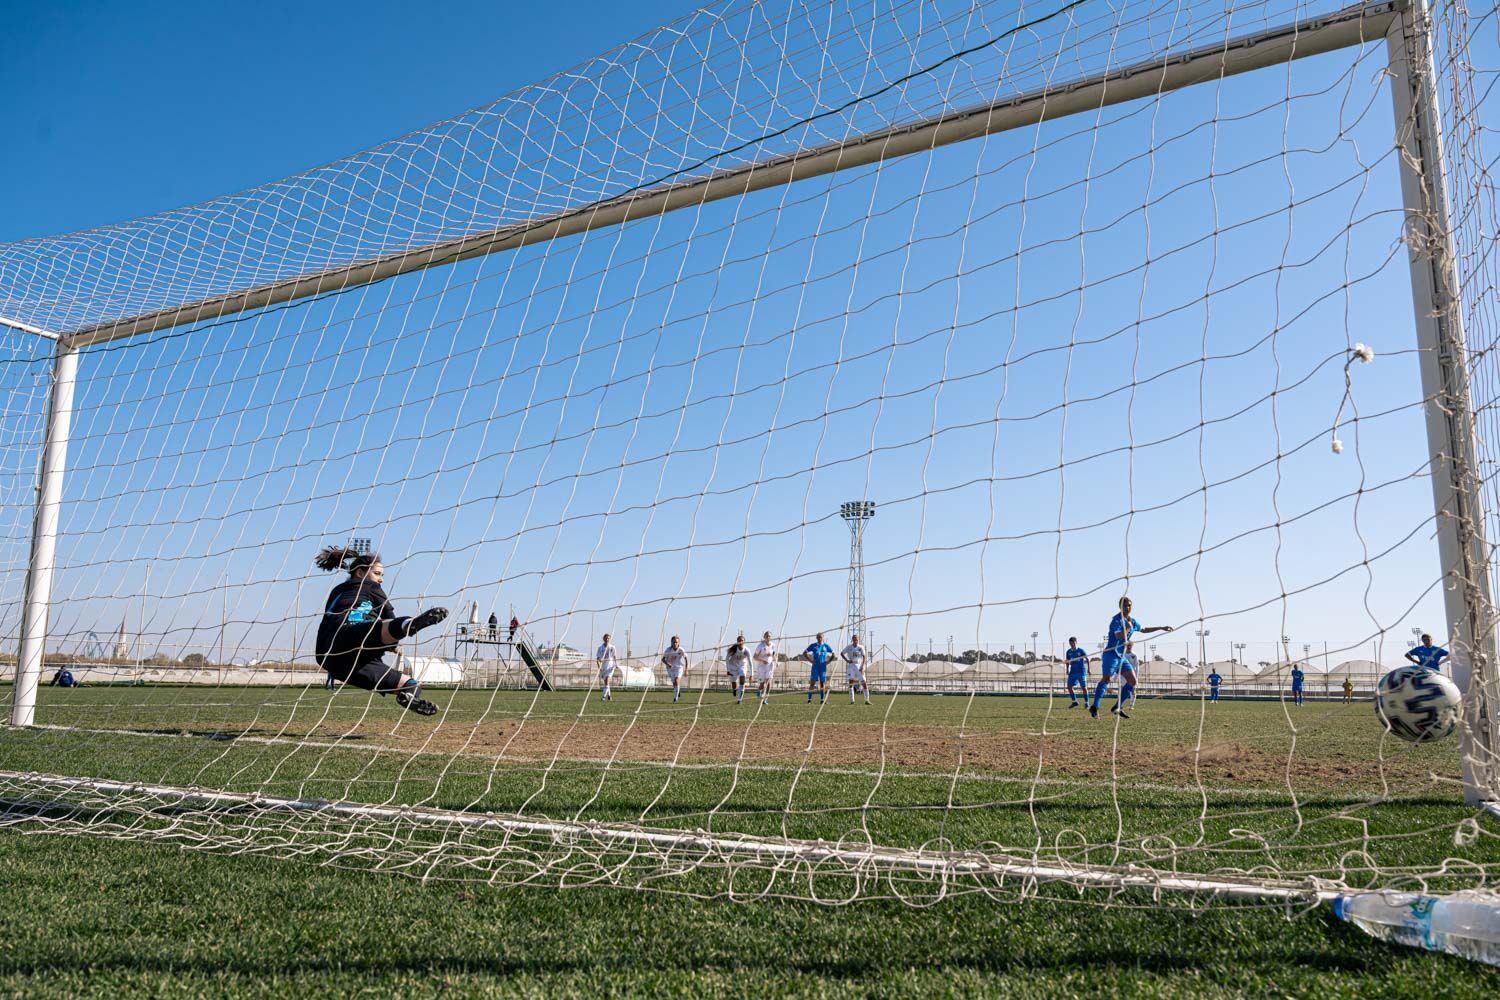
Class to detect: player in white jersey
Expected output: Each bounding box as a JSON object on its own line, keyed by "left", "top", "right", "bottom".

{"left": 753, "top": 631, "right": 777, "bottom": 705}
{"left": 841, "top": 634, "right": 870, "bottom": 704}
{"left": 725, "top": 635, "right": 750, "bottom": 704}
{"left": 661, "top": 635, "right": 687, "bottom": 702}
{"left": 596, "top": 633, "right": 618, "bottom": 702}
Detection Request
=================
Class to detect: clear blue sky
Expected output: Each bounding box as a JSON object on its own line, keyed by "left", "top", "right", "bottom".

{"left": 0, "top": 0, "right": 1459, "bottom": 669}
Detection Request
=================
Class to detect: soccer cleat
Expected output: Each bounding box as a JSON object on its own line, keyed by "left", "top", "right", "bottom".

{"left": 395, "top": 689, "right": 438, "bottom": 716}
{"left": 1069, "top": 701, "right": 1078, "bottom": 708}
{"left": 1089, "top": 705, "right": 1098, "bottom": 718}
{"left": 402, "top": 606, "right": 449, "bottom": 636}
{"left": 1111, "top": 705, "right": 1130, "bottom": 719}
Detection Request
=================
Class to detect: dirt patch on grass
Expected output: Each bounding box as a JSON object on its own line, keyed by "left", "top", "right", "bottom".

{"left": 290, "top": 716, "right": 1397, "bottom": 792}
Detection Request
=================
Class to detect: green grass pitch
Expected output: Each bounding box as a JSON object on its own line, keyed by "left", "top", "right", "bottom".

{"left": 2, "top": 684, "right": 1498, "bottom": 996}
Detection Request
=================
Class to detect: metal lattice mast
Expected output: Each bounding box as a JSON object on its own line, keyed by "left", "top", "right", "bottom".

{"left": 840, "top": 501, "right": 876, "bottom": 640}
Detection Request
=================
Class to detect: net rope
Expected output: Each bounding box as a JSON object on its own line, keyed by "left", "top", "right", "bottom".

{"left": 1, "top": 0, "right": 1498, "bottom": 909}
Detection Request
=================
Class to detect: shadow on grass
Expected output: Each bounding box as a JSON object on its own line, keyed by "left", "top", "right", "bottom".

{"left": 0, "top": 931, "right": 1397, "bottom": 981}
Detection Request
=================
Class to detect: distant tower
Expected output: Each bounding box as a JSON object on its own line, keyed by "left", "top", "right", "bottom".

{"left": 349, "top": 537, "right": 373, "bottom": 555}
{"left": 113, "top": 618, "right": 129, "bottom": 659}
{"left": 839, "top": 501, "right": 876, "bottom": 640}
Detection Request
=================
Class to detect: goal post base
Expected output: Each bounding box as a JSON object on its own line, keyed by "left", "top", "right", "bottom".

{"left": 0, "top": 770, "right": 1339, "bottom": 904}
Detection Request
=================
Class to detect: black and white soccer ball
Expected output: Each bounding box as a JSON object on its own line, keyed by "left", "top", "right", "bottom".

{"left": 1374, "top": 666, "right": 1462, "bottom": 744}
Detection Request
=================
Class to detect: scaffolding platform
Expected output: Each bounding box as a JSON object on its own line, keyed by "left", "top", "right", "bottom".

{"left": 454, "top": 624, "right": 552, "bottom": 691}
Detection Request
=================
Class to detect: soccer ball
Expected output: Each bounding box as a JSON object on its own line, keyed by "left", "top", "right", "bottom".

{"left": 1374, "top": 666, "right": 1462, "bottom": 743}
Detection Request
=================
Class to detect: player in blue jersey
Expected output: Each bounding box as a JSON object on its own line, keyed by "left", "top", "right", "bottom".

{"left": 1090, "top": 596, "right": 1173, "bottom": 719}
{"left": 804, "top": 632, "right": 835, "bottom": 703}
{"left": 1290, "top": 664, "right": 1306, "bottom": 705}
{"left": 1405, "top": 634, "right": 1450, "bottom": 672}
{"left": 1207, "top": 668, "right": 1222, "bottom": 703}
{"left": 1064, "top": 637, "right": 1090, "bottom": 708}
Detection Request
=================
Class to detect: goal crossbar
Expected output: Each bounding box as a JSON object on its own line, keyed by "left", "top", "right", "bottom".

{"left": 1, "top": 771, "right": 1340, "bottom": 904}
{"left": 60, "top": 0, "right": 1401, "bottom": 350}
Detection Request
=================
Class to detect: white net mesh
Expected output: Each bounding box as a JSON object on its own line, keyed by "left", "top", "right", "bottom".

{"left": 1, "top": 0, "right": 1497, "bottom": 911}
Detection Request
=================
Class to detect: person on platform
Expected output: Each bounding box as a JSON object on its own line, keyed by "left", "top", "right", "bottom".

{"left": 313, "top": 544, "right": 446, "bottom": 716}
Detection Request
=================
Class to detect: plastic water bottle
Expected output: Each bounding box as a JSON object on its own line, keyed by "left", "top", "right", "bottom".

{"left": 1333, "top": 890, "right": 1500, "bottom": 966}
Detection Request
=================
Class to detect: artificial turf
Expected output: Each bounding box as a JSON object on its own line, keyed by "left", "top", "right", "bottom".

{"left": 2, "top": 685, "right": 1497, "bottom": 996}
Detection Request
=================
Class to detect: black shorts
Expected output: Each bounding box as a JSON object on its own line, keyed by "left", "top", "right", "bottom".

{"left": 324, "top": 656, "right": 405, "bottom": 695}
{"left": 318, "top": 623, "right": 402, "bottom": 690}
{"left": 322, "top": 653, "right": 404, "bottom": 693}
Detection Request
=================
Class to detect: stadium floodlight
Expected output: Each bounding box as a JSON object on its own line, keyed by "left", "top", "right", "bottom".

{"left": 839, "top": 501, "right": 876, "bottom": 640}
{"left": 2, "top": 0, "right": 1499, "bottom": 963}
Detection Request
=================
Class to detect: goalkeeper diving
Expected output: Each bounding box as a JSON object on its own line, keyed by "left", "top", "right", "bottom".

{"left": 313, "top": 544, "right": 448, "bottom": 716}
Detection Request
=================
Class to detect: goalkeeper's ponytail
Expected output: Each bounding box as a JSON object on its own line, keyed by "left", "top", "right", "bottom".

{"left": 314, "top": 544, "right": 380, "bottom": 576}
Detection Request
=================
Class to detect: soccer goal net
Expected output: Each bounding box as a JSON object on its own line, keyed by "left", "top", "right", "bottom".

{"left": 2, "top": 0, "right": 1499, "bottom": 930}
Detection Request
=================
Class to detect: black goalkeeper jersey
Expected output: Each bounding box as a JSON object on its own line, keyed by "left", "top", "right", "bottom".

{"left": 315, "top": 577, "right": 394, "bottom": 668}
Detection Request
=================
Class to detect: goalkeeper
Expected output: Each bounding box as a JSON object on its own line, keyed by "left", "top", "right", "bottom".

{"left": 313, "top": 544, "right": 448, "bottom": 716}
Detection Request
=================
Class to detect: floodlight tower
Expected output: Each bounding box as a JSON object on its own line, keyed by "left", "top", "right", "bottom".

{"left": 840, "top": 501, "right": 876, "bottom": 640}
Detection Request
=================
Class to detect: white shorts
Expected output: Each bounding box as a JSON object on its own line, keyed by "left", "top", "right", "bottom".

{"left": 666, "top": 666, "right": 683, "bottom": 681}
{"left": 726, "top": 663, "right": 745, "bottom": 678}
{"left": 754, "top": 662, "right": 775, "bottom": 683}
{"left": 847, "top": 668, "right": 866, "bottom": 684}
{"left": 599, "top": 666, "right": 616, "bottom": 681}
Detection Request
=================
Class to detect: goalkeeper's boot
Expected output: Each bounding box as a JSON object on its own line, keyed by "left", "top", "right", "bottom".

{"left": 396, "top": 606, "right": 449, "bottom": 638}
{"left": 396, "top": 681, "right": 438, "bottom": 717}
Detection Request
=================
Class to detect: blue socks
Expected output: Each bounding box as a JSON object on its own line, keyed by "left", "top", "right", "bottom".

{"left": 1118, "top": 681, "right": 1135, "bottom": 707}
{"left": 1091, "top": 680, "right": 1109, "bottom": 710}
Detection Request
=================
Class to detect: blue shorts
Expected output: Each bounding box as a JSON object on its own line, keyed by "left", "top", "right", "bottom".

{"left": 1066, "top": 667, "right": 1086, "bottom": 687}
{"left": 1100, "top": 653, "right": 1123, "bottom": 679}
{"left": 810, "top": 663, "right": 828, "bottom": 684}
